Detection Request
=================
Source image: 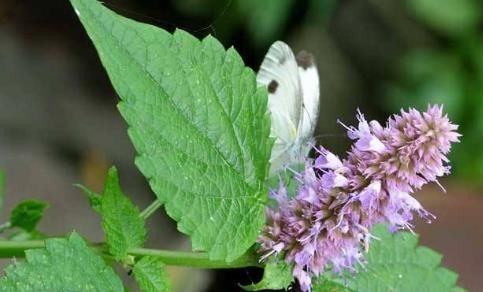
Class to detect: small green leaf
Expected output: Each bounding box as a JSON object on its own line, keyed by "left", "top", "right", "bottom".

{"left": 71, "top": 0, "right": 272, "bottom": 261}
{"left": 241, "top": 261, "right": 293, "bottom": 291}
{"left": 10, "top": 199, "right": 49, "bottom": 232}
{"left": 0, "top": 232, "right": 124, "bottom": 291}
{"left": 343, "top": 225, "right": 464, "bottom": 292}
{"left": 99, "top": 167, "right": 146, "bottom": 260}
{"left": 75, "top": 183, "right": 102, "bottom": 212}
{"left": 133, "top": 256, "right": 171, "bottom": 292}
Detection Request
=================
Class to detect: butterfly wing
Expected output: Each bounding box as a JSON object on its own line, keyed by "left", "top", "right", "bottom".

{"left": 296, "top": 50, "right": 320, "bottom": 145}
{"left": 257, "top": 41, "right": 303, "bottom": 143}
{"left": 257, "top": 41, "right": 304, "bottom": 175}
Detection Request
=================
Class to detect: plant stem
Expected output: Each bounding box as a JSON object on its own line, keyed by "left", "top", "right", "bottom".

{"left": 139, "top": 199, "right": 163, "bottom": 220}
{"left": 0, "top": 240, "right": 44, "bottom": 257}
{"left": 0, "top": 240, "right": 262, "bottom": 269}
{"left": 128, "top": 247, "right": 262, "bottom": 269}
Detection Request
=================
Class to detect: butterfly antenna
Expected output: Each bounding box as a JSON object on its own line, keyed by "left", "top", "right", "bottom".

{"left": 192, "top": 0, "right": 234, "bottom": 36}
{"left": 105, "top": 0, "right": 234, "bottom": 37}
{"left": 104, "top": 3, "right": 190, "bottom": 31}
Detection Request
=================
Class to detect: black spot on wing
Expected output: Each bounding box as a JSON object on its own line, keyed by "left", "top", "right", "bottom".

{"left": 268, "top": 80, "right": 279, "bottom": 93}
{"left": 296, "top": 50, "right": 315, "bottom": 70}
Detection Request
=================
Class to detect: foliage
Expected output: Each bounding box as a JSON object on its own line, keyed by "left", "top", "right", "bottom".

{"left": 98, "top": 167, "right": 146, "bottom": 260}
{"left": 75, "top": 183, "right": 102, "bottom": 212}
{"left": 313, "top": 278, "right": 350, "bottom": 292}
{"left": 0, "top": 232, "right": 124, "bottom": 291}
{"left": 241, "top": 261, "right": 293, "bottom": 291}
{"left": 0, "top": 0, "right": 465, "bottom": 291}
{"left": 77, "top": 167, "right": 146, "bottom": 260}
{"left": 9, "top": 200, "right": 49, "bottom": 232}
{"left": 0, "top": 178, "right": 48, "bottom": 239}
{"left": 313, "top": 225, "right": 463, "bottom": 292}
{"left": 133, "top": 256, "right": 171, "bottom": 292}
{"left": 71, "top": 0, "right": 272, "bottom": 262}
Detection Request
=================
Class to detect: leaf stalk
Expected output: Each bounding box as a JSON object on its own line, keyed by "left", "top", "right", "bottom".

{"left": 139, "top": 199, "right": 163, "bottom": 220}
{"left": 0, "top": 240, "right": 262, "bottom": 269}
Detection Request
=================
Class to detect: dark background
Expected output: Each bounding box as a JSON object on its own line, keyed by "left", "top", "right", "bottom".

{"left": 0, "top": 0, "right": 482, "bottom": 291}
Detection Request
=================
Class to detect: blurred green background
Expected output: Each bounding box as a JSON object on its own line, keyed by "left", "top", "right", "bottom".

{"left": 0, "top": 0, "right": 482, "bottom": 291}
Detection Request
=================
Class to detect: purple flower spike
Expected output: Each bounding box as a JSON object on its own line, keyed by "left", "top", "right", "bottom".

{"left": 257, "top": 105, "right": 460, "bottom": 291}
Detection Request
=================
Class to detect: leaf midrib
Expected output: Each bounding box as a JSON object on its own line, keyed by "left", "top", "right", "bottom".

{"left": 171, "top": 40, "right": 247, "bottom": 178}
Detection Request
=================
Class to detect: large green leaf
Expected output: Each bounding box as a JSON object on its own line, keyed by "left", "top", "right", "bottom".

{"left": 133, "top": 256, "right": 171, "bottom": 292}
{"left": 314, "top": 225, "right": 464, "bottom": 292}
{"left": 71, "top": 0, "right": 272, "bottom": 261}
{"left": 99, "top": 167, "right": 146, "bottom": 260}
{"left": 0, "top": 232, "right": 124, "bottom": 291}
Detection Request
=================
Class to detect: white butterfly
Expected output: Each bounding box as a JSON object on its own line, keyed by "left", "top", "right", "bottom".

{"left": 257, "top": 41, "right": 320, "bottom": 176}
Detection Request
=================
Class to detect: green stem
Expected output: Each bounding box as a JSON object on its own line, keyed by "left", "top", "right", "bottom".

{"left": 139, "top": 199, "right": 163, "bottom": 220}
{"left": 0, "top": 240, "right": 261, "bottom": 269}
{"left": 128, "top": 247, "right": 262, "bottom": 269}
{"left": 0, "top": 240, "right": 44, "bottom": 257}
